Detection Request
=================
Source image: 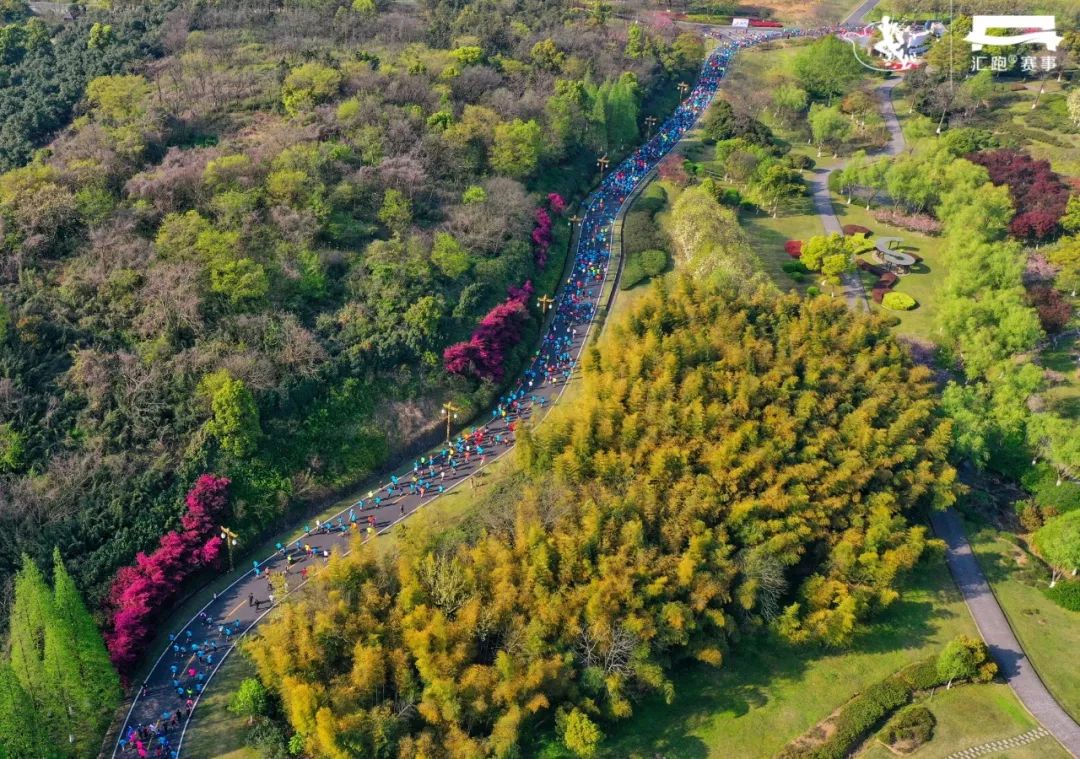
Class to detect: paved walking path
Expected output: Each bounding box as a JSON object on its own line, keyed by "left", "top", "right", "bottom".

{"left": 931, "top": 510, "right": 1080, "bottom": 756}
{"left": 805, "top": 76, "right": 904, "bottom": 311}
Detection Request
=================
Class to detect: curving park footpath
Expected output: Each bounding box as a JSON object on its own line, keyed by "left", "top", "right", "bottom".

{"left": 112, "top": 25, "right": 850, "bottom": 759}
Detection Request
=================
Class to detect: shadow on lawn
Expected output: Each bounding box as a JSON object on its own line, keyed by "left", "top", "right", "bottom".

{"left": 605, "top": 576, "right": 946, "bottom": 758}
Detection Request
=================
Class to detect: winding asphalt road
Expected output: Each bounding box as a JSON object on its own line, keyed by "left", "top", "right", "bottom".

{"left": 110, "top": 28, "right": 780, "bottom": 758}
{"left": 931, "top": 511, "right": 1080, "bottom": 755}
{"left": 112, "top": 12, "right": 1080, "bottom": 758}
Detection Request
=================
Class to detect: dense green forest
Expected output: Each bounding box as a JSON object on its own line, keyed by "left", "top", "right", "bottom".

{"left": 245, "top": 279, "right": 956, "bottom": 757}
{"left": 0, "top": 0, "right": 704, "bottom": 606}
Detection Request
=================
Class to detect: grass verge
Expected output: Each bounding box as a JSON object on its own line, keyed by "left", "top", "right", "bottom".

{"left": 601, "top": 555, "right": 977, "bottom": 758}
{"left": 964, "top": 518, "right": 1080, "bottom": 723}
{"left": 858, "top": 683, "right": 1070, "bottom": 759}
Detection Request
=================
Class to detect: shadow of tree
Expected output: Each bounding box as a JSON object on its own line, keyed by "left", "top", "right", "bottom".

{"left": 600, "top": 561, "right": 951, "bottom": 758}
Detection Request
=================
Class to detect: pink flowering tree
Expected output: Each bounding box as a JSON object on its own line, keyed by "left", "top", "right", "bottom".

{"left": 532, "top": 209, "right": 553, "bottom": 268}
{"left": 531, "top": 194, "right": 567, "bottom": 269}
{"left": 104, "top": 474, "right": 231, "bottom": 674}
{"left": 444, "top": 282, "right": 534, "bottom": 382}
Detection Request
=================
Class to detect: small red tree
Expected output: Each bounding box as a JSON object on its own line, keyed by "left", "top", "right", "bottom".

{"left": 444, "top": 282, "right": 535, "bottom": 382}
{"left": 1010, "top": 211, "right": 1059, "bottom": 243}
{"left": 104, "top": 475, "right": 231, "bottom": 674}
{"left": 970, "top": 150, "right": 1070, "bottom": 242}
{"left": 1027, "top": 284, "right": 1073, "bottom": 333}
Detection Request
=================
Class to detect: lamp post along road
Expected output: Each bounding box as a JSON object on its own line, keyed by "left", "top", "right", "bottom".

{"left": 441, "top": 401, "right": 460, "bottom": 443}
{"left": 537, "top": 294, "right": 555, "bottom": 315}
{"left": 219, "top": 526, "right": 239, "bottom": 572}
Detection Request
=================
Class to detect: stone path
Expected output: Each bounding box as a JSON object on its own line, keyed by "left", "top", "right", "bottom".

{"left": 945, "top": 727, "right": 1049, "bottom": 759}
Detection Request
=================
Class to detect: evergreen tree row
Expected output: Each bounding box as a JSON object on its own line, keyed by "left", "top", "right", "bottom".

{"left": 3, "top": 551, "right": 120, "bottom": 758}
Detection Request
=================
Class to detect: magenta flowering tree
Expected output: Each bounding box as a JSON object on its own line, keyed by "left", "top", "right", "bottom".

{"left": 104, "top": 474, "right": 231, "bottom": 674}
{"left": 531, "top": 194, "right": 567, "bottom": 268}
{"left": 444, "top": 282, "right": 534, "bottom": 382}
{"left": 532, "top": 209, "right": 553, "bottom": 267}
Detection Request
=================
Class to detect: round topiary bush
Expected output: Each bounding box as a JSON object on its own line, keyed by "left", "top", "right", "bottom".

{"left": 640, "top": 249, "right": 668, "bottom": 277}
{"left": 882, "top": 292, "right": 917, "bottom": 311}
{"left": 879, "top": 704, "right": 935, "bottom": 752}
{"left": 806, "top": 285, "right": 821, "bottom": 297}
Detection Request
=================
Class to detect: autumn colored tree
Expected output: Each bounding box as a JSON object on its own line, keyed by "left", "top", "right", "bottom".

{"left": 248, "top": 280, "right": 955, "bottom": 758}
{"left": 969, "top": 150, "right": 1070, "bottom": 242}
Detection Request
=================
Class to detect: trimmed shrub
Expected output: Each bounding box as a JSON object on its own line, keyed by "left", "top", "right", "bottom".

{"left": 879, "top": 704, "right": 935, "bottom": 751}
{"left": 806, "top": 286, "right": 821, "bottom": 297}
{"left": 640, "top": 249, "right": 668, "bottom": 277}
{"left": 882, "top": 292, "right": 917, "bottom": 311}
{"left": 1045, "top": 580, "right": 1080, "bottom": 612}
{"left": 782, "top": 261, "right": 809, "bottom": 274}
{"left": 716, "top": 187, "right": 742, "bottom": 207}
{"left": 620, "top": 260, "right": 646, "bottom": 290}
{"left": 790, "top": 271, "right": 806, "bottom": 283}
{"left": 813, "top": 677, "right": 911, "bottom": 759}
{"left": 785, "top": 240, "right": 802, "bottom": 257}
{"left": 898, "top": 659, "right": 948, "bottom": 691}
{"left": 789, "top": 153, "right": 815, "bottom": 170}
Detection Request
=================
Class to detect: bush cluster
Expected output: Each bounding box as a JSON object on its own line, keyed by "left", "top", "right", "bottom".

{"left": 879, "top": 704, "right": 935, "bottom": 750}
{"left": 871, "top": 208, "right": 943, "bottom": 236}
{"left": 780, "top": 677, "right": 911, "bottom": 759}
{"left": 882, "top": 291, "right": 917, "bottom": 311}
{"left": 1045, "top": 580, "right": 1080, "bottom": 612}
{"left": 621, "top": 248, "right": 669, "bottom": 289}
{"left": 1021, "top": 464, "right": 1080, "bottom": 515}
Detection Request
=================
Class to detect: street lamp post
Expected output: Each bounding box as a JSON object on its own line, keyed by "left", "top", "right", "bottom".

{"left": 219, "top": 526, "right": 239, "bottom": 572}
{"left": 677, "top": 81, "right": 689, "bottom": 98}
{"left": 537, "top": 294, "right": 555, "bottom": 315}
{"left": 644, "top": 115, "right": 657, "bottom": 137}
{"left": 596, "top": 155, "right": 609, "bottom": 174}
{"left": 441, "top": 401, "right": 460, "bottom": 443}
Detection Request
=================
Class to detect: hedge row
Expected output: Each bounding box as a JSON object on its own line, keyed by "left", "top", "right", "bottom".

{"left": 776, "top": 657, "right": 950, "bottom": 759}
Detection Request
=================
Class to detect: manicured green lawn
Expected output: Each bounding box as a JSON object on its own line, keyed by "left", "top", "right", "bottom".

{"left": 858, "top": 684, "right": 1070, "bottom": 759}
{"left": 964, "top": 519, "right": 1080, "bottom": 724}
{"left": 831, "top": 201, "right": 949, "bottom": 341}
{"left": 742, "top": 197, "right": 824, "bottom": 293}
{"left": 602, "top": 557, "right": 977, "bottom": 758}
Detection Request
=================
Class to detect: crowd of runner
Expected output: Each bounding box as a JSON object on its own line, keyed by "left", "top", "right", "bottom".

{"left": 114, "top": 23, "right": 858, "bottom": 757}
